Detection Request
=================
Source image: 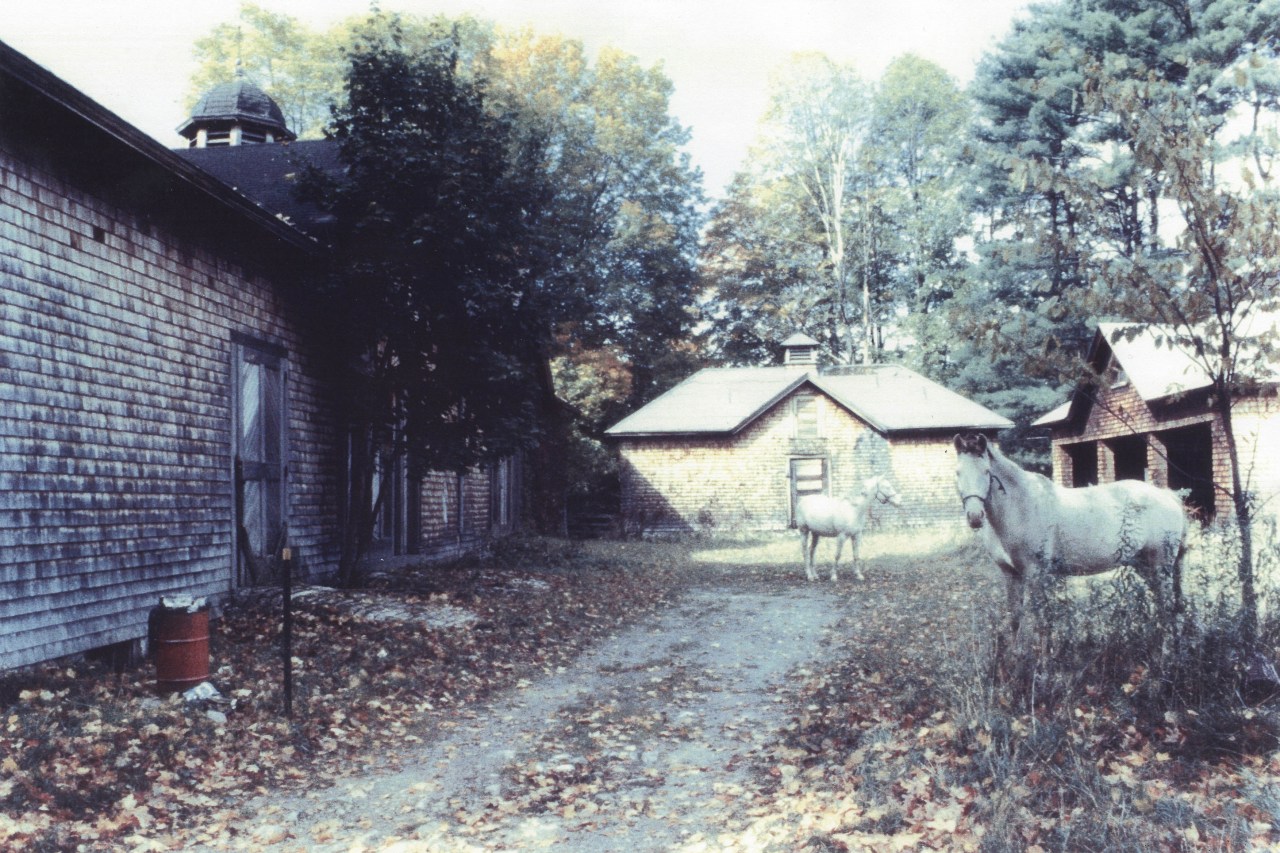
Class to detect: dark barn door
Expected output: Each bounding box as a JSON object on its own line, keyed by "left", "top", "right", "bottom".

{"left": 1161, "top": 423, "right": 1216, "bottom": 521}
{"left": 233, "top": 338, "right": 288, "bottom": 585}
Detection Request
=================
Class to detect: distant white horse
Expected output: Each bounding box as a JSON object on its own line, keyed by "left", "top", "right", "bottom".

{"left": 796, "top": 476, "right": 902, "bottom": 582}
{"left": 953, "top": 433, "right": 1187, "bottom": 650}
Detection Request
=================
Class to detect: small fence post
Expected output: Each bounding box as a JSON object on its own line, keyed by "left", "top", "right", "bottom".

{"left": 281, "top": 547, "right": 293, "bottom": 718}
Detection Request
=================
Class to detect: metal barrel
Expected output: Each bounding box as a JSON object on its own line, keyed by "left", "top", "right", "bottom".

{"left": 153, "top": 608, "right": 210, "bottom": 693}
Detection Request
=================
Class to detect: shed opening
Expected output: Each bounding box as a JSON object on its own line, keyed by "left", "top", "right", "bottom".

{"left": 1160, "top": 422, "right": 1215, "bottom": 521}
{"left": 1109, "top": 434, "right": 1148, "bottom": 482}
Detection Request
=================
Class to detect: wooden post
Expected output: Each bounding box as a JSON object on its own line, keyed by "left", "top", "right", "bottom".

{"left": 281, "top": 547, "right": 293, "bottom": 718}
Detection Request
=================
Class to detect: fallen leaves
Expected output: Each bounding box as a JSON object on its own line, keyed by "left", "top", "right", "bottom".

{"left": 0, "top": 538, "right": 693, "bottom": 851}
{"left": 2, "top": 537, "right": 1279, "bottom": 851}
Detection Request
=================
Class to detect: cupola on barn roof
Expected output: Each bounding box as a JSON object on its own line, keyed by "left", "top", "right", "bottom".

{"left": 781, "top": 332, "right": 820, "bottom": 366}
{"left": 177, "top": 73, "right": 295, "bottom": 148}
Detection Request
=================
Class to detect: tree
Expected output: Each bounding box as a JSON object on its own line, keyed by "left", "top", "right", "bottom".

{"left": 700, "top": 54, "right": 969, "bottom": 368}
{"left": 762, "top": 54, "right": 874, "bottom": 363}
{"left": 191, "top": 12, "right": 703, "bottom": 515}
{"left": 699, "top": 54, "right": 881, "bottom": 365}
{"left": 297, "top": 20, "right": 552, "bottom": 585}
{"left": 483, "top": 33, "right": 703, "bottom": 408}
{"left": 1006, "top": 0, "right": 1280, "bottom": 643}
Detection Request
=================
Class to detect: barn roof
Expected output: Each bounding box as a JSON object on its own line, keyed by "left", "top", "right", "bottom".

{"left": 0, "top": 39, "right": 316, "bottom": 256}
{"left": 605, "top": 363, "right": 1012, "bottom": 438}
{"left": 1033, "top": 319, "right": 1280, "bottom": 427}
{"left": 177, "top": 139, "right": 343, "bottom": 238}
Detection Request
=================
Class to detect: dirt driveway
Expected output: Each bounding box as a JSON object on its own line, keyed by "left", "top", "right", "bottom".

{"left": 201, "top": 575, "right": 846, "bottom": 851}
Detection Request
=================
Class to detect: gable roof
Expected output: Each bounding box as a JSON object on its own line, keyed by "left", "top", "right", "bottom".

{"left": 606, "top": 363, "right": 1012, "bottom": 438}
{"left": 176, "top": 139, "right": 343, "bottom": 238}
{"left": 1034, "top": 319, "right": 1280, "bottom": 427}
{"left": 0, "top": 39, "right": 316, "bottom": 257}
{"left": 1096, "top": 322, "right": 1213, "bottom": 402}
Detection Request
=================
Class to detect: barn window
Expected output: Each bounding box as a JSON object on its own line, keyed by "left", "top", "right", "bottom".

{"left": 1065, "top": 442, "right": 1098, "bottom": 487}
{"left": 793, "top": 394, "right": 820, "bottom": 438}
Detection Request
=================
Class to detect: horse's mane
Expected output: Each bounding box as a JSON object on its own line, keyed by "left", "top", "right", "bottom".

{"left": 987, "top": 441, "right": 1054, "bottom": 495}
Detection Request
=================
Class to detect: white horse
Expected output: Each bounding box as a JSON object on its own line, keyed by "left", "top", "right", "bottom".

{"left": 953, "top": 433, "right": 1187, "bottom": 651}
{"left": 796, "top": 476, "right": 902, "bottom": 582}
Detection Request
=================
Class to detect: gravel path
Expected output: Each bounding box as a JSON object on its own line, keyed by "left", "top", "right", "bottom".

{"left": 205, "top": 581, "right": 845, "bottom": 851}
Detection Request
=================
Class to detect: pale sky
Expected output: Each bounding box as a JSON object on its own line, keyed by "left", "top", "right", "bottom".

{"left": 1, "top": 0, "right": 1031, "bottom": 199}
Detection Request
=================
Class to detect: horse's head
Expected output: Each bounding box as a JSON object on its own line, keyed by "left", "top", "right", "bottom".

{"left": 863, "top": 475, "right": 902, "bottom": 508}
{"left": 953, "top": 433, "right": 993, "bottom": 529}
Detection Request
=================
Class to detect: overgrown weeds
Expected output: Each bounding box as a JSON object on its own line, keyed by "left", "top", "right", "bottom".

{"left": 943, "top": 522, "right": 1280, "bottom": 850}
{"left": 766, "top": 528, "right": 1280, "bottom": 851}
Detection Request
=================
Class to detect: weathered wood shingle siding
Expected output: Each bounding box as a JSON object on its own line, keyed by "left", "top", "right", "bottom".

{"left": 418, "top": 469, "right": 496, "bottom": 560}
{"left": 0, "top": 86, "right": 342, "bottom": 670}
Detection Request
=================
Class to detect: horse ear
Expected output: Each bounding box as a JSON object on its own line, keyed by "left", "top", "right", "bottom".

{"left": 953, "top": 434, "right": 965, "bottom": 451}
{"left": 975, "top": 434, "right": 988, "bottom": 454}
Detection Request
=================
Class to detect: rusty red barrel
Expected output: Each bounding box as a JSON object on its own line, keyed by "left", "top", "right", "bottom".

{"left": 153, "top": 605, "right": 210, "bottom": 693}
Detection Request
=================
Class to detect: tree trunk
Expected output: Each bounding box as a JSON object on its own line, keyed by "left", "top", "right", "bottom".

{"left": 527, "top": 358, "right": 570, "bottom": 536}
{"left": 1215, "top": 386, "right": 1258, "bottom": 646}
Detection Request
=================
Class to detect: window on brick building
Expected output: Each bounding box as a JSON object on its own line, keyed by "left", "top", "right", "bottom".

{"left": 1065, "top": 442, "right": 1098, "bottom": 487}
{"left": 1109, "top": 434, "right": 1148, "bottom": 482}
{"left": 793, "top": 394, "right": 820, "bottom": 438}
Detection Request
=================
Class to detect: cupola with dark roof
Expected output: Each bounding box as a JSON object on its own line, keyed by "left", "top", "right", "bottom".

{"left": 177, "top": 73, "right": 295, "bottom": 148}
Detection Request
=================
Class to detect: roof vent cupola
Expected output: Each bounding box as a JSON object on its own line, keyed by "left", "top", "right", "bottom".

{"left": 781, "top": 332, "right": 820, "bottom": 367}
{"left": 177, "top": 72, "right": 295, "bottom": 148}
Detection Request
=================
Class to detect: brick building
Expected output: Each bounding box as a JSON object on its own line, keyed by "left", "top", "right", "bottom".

{"left": 0, "top": 41, "right": 517, "bottom": 671}
{"left": 1034, "top": 322, "right": 1280, "bottom": 523}
{"left": 606, "top": 335, "right": 1012, "bottom": 535}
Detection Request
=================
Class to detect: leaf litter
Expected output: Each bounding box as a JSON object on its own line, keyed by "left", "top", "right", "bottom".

{"left": 1, "top": 535, "right": 1278, "bottom": 851}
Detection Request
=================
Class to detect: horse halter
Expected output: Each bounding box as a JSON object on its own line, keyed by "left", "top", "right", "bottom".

{"left": 960, "top": 468, "right": 1005, "bottom": 507}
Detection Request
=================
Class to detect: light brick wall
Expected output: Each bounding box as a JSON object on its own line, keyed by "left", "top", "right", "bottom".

{"left": 1232, "top": 395, "right": 1280, "bottom": 525}
{"left": 1045, "top": 380, "right": 1280, "bottom": 520}
{"left": 618, "top": 389, "right": 969, "bottom": 535}
{"left": 0, "top": 134, "right": 343, "bottom": 670}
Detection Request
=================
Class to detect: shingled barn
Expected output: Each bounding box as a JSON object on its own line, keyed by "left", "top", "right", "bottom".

{"left": 0, "top": 42, "right": 519, "bottom": 672}
{"left": 606, "top": 335, "right": 1012, "bottom": 536}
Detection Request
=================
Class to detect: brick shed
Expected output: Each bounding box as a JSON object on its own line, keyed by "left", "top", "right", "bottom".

{"left": 1035, "top": 322, "right": 1280, "bottom": 524}
{"left": 605, "top": 335, "right": 1012, "bottom": 536}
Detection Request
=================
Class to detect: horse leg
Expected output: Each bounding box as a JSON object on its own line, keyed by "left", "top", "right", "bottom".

{"left": 799, "top": 529, "right": 808, "bottom": 579}
{"left": 1142, "top": 535, "right": 1186, "bottom": 664}
{"left": 849, "top": 532, "right": 864, "bottom": 581}
{"left": 804, "top": 532, "right": 818, "bottom": 581}
{"left": 831, "top": 534, "right": 845, "bottom": 581}
{"left": 1004, "top": 570, "right": 1024, "bottom": 637}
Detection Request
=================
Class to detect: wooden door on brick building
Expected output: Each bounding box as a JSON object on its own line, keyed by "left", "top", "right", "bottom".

{"left": 789, "top": 457, "right": 828, "bottom": 526}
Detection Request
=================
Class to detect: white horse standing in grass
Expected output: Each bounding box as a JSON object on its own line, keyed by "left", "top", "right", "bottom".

{"left": 796, "top": 476, "right": 902, "bottom": 582}
{"left": 953, "top": 433, "right": 1187, "bottom": 651}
